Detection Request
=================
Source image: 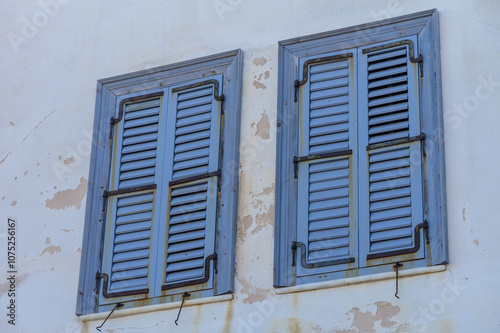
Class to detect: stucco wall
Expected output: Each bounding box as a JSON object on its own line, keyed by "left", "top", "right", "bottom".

{"left": 1, "top": 0, "right": 499, "bottom": 332}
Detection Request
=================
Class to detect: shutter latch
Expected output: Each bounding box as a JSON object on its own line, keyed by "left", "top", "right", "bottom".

{"left": 292, "top": 241, "right": 355, "bottom": 268}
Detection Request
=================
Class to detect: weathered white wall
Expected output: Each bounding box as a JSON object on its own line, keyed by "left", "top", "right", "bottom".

{"left": 1, "top": 0, "right": 499, "bottom": 332}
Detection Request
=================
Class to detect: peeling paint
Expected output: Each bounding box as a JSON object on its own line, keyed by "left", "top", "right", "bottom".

{"left": 252, "top": 204, "right": 274, "bottom": 235}
{"left": 238, "top": 275, "right": 270, "bottom": 304}
{"left": 61, "top": 229, "right": 73, "bottom": 233}
{"left": 45, "top": 177, "right": 88, "bottom": 210}
{"left": 252, "top": 57, "right": 267, "bottom": 66}
{"left": 45, "top": 237, "right": 51, "bottom": 244}
{"left": 462, "top": 208, "right": 466, "bottom": 221}
{"left": 64, "top": 157, "right": 74, "bottom": 165}
{"left": 253, "top": 80, "right": 267, "bottom": 90}
{"left": 24, "top": 170, "right": 28, "bottom": 175}
{"left": 256, "top": 113, "right": 270, "bottom": 140}
{"left": 41, "top": 245, "right": 61, "bottom": 256}
{"left": 347, "top": 301, "right": 401, "bottom": 333}
{"left": 237, "top": 214, "right": 253, "bottom": 243}
{"left": 9, "top": 121, "right": 15, "bottom": 126}
{"left": 474, "top": 239, "right": 479, "bottom": 245}
{"left": 264, "top": 70, "right": 270, "bottom": 79}
{"left": 10, "top": 200, "right": 17, "bottom": 207}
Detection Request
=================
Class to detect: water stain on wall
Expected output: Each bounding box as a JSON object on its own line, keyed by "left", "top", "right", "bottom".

{"left": 0, "top": 273, "right": 29, "bottom": 296}
{"left": 45, "top": 177, "right": 88, "bottom": 210}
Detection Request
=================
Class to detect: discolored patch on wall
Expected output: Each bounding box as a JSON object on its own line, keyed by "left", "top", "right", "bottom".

{"left": 10, "top": 200, "right": 17, "bottom": 207}
{"left": 45, "top": 237, "right": 51, "bottom": 244}
{"left": 347, "top": 301, "right": 401, "bottom": 333}
{"left": 256, "top": 113, "right": 270, "bottom": 140}
{"left": 462, "top": 207, "right": 466, "bottom": 222}
{"left": 45, "top": 177, "right": 88, "bottom": 210}
{"left": 9, "top": 121, "right": 15, "bottom": 126}
{"left": 252, "top": 204, "right": 274, "bottom": 235}
{"left": 40, "top": 245, "right": 61, "bottom": 256}
{"left": 63, "top": 157, "right": 74, "bottom": 165}
{"left": 237, "top": 274, "right": 270, "bottom": 304}
{"left": 253, "top": 80, "right": 267, "bottom": 90}
{"left": 237, "top": 214, "right": 254, "bottom": 243}
{"left": 253, "top": 57, "right": 267, "bottom": 66}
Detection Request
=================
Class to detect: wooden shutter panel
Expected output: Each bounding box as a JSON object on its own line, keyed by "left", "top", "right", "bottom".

{"left": 100, "top": 95, "right": 162, "bottom": 300}
{"left": 359, "top": 39, "right": 425, "bottom": 265}
{"left": 162, "top": 81, "right": 221, "bottom": 290}
{"left": 295, "top": 54, "right": 357, "bottom": 278}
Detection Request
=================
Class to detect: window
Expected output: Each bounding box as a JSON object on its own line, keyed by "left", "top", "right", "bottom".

{"left": 77, "top": 50, "right": 243, "bottom": 315}
{"left": 274, "top": 10, "right": 447, "bottom": 287}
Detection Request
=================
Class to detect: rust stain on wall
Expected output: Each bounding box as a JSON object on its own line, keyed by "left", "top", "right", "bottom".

{"left": 347, "top": 301, "right": 401, "bottom": 333}
{"left": 40, "top": 245, "right": 61, "bottom": 256}
{"left": 256, "top": 113, "right": 270, "bottom": 140}
{"left": 45, "top": 177, "right": 88, "bottom": 210}
{"left": 253, "top": 57, "right": 267, "bottom": 66}
{"left": 253, "top": 80, "right": 267, "bottom": 90}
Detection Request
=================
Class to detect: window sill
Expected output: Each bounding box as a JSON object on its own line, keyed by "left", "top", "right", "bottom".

{"left": 78, "top": 294, "right": 233, "bottom": 322}
{"left": 275, "top": 265, "right": 446, "bottom": 295}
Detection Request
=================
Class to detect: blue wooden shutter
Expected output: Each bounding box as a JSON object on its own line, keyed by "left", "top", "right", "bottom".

{"left": 295, "top": 53, "right": 358, "bottom": 279}
{"left": 161, "top": 80, "right": 221, "bottom": 292}
{"left": 358, "top": 39, "right": 425, "bottom": 266}
{"left": 100, "top": 95, "right": 162, "bottom": 302}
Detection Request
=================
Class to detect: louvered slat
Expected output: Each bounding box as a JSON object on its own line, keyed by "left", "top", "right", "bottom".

{"left": 368, "top": 145, "right": 413, "bottom": 252}
{"left": 307, "top": 158, "right": 350, "bottom": 261}
{"left": 165, "top": 181, "right": 209, "bottom": 283}
{"left": 109, "top": 192, "right": 153, "bottom": 291}
{"left": 119, "top": 98, "right": 160, "bottom": 189}
{"left": 173, "top": 86, "right": 214, "bottom": 180}
{"left": 367, "top": 46, "right": 410, "bottom": 145}
{"left": 308, "top": 59, "right": 350, "bottom": 155}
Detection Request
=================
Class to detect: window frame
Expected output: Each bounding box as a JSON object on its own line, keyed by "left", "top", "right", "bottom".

{"left": 77, "top": 49, "right": 243, "bottom": 315}
{"left": 274, "top": 10, "right": 446, "bottom": 288}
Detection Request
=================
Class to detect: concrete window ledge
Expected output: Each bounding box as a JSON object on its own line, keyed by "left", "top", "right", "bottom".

{"left": 275, "top": 265, "right": 446, "bottom": 295}
{"left": 78, "top": 294, "right": 233, "bottom": 322}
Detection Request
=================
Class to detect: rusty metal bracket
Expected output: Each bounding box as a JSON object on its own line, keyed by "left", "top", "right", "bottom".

{"left": 96, "top": 272, "right": 149, "bottom": 298}
{"left": 362, "top": 40, "right": 423, "bottom": 77}
{"left": 96, "top": 302, "right": 124, "bottom": 332}
{"left": 174, "top": 292, "right": 191, "bottom": 326}
{"left": 169, "top": 170, "right": 221, "bottom": 187}
{"left": 110, "top": 91, "right": 165, "bottom": 126}
{"left": 292, "top": 242, "right": 355, "bottom": 268}
{"left": 172, "top": 79, "right": 224, "bottom": 102}
{"left": 393, "top": 262, "right": 403, "bottom": 299}
{"left": 293, "top": 150, "right": 352, "bottom": 178}
{"left": 367, "top": 221, "right": 429, "bottom": 260}
{"left": 294, "top": 53, "right": 353, "bottom": 102}
{"left": 103, "top": 184, "right": 157, "bottom": 198}
{"left": 162, "top": 253, "right": 218, "bottom": 291}
{"left": 366, "top": 133, "right": 425, "bottom": 151}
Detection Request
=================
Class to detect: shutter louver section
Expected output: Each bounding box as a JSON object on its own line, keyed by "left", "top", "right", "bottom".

{"left": 361, "top": 40, "right": 424, "bottom": 262}
{"left": 173, "top": 86, "right": 214, "bottom": 180}
{"left": 109, "top": 191, "right": 154, "bottom": 292}
{"left": 368, "top": 145, "right": 413, "bottom": 252}
{"left": 296, "top": 54, "right": 356, "bottom": 276}
{"left": 308, "top": 157, "right": 351, "bottom": 260}
{"left": 308, "top": 60, "right": 350, "bottom": 155}
{"left": 165, "top": 179, "right": 216, "bottom": 285}
{"left": 367, "top": 46, "right": 410, "bottom": 145}
{"left": 119, "top": 99, "right": 160, "bottom": 189}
